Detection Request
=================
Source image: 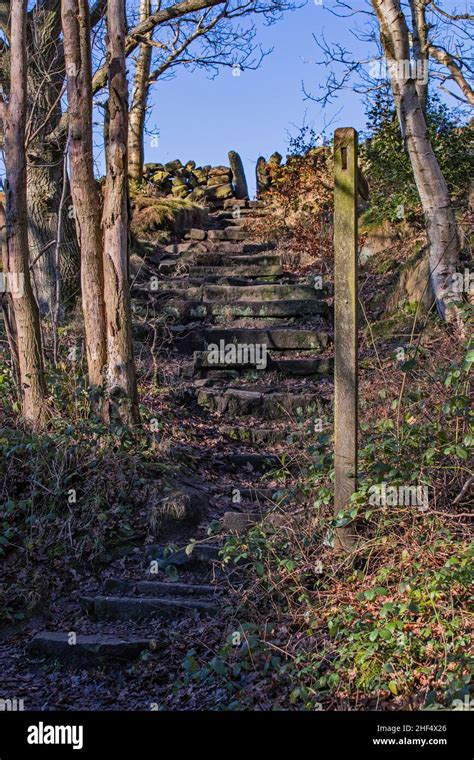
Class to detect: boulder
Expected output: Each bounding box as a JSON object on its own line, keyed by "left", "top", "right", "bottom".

{"left": 164, "top": 159, "right": 183, "bottom": 172}
{"left": 204, "top": 183, "right": 234, "bottom": 200}
{"left": 152, "top": 170, "right": 171, "bottom": 184}
{"left": 188, "top": 186, "right": 206, "bottom": 202}
{"left": 207, "top": 173, "right": 233, "bottom": 187}
{"left": 208, "top": 165, "right": 231, "bottom": 177}
{"left": 193, "top": 169, "right": 208, "bottom": 184}
{"left": 386, "top": 247, "right": 434, "bottom": 313}
{"left": 228, "top": 150, "right": 249, "bottom": 199}
{"left": 256, "top": 156, "right": 270, "bottom": 197}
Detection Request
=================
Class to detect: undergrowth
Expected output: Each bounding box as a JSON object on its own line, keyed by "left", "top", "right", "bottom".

{"left": 170, "top": 339, "right": 473, "bottom": 710}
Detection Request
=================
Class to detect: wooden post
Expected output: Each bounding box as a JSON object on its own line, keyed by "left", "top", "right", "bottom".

{"left": 333, "top": 128, "right": 358, "bottom": 551}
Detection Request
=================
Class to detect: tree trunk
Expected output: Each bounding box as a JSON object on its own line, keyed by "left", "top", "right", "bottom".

{"left": 128, "top": 0, "right": 152, "bottom": 183}
{"left": 102, "top": 0, "right": 140, "bottom": 425}
{"left": 4, "top": 0, "right": 47, "bottom": 426}
{"left": 62, "top": 0, "right": 107, "bottom": 394}
{"left": 372, "top": 0, "right": 461, "bottom": 327}
{"left": 26, "top": 2, "right": 80, "bottom": 316}
{"left": 408, "top": 0, "right": 428, "bottom": 112}
{"left": 0, "top": 200, "right": 20, "bottom": 383}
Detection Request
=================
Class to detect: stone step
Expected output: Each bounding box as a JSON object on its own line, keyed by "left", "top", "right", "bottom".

{"left": 197, "top": 387, "right": 324, "bottom": 419}
{"left": 160, "top": 250, "right": 279, "bottom": 272}
{"left": 204, "top": 327, "right": 329, "bottom": 350}
{"left": 80, "top": 595, "right": 219, "bottom": 621}
{"left": 272, "top": 356, "right": 334, "bottom": 376}
{"left": 222, "top": 198, "right": 265, "bottom": 209}
{"left": 188, "top": 265, "right": 282, "bottom": 278}
{"left": 220, "top": 425, "right": 299, "bottom": 444}
{"left": 171, "top": 326, "right": 329, "bottom": 353}
{"left": 29, "top": 631, "right": 156, "bottom": 661}
{"left": 202, "top": 284, "right": 323, "bottom": 302}
{"left": 222, "top": 511, "right": 295, "bottom": 534}
{"left": 207, "top": 228, "right": 248, "bottom": 241}
{"left": 145, "top": 283, "right": 321, "bottom": 302}
{"left": 103, "top": 578, "right": 220, "bottom": 597}
{"left": 215, "top": 452, "right": 281, "bottom": 472}
{"left": 193, "top": 350, "right": 332, "bottom": 374}
{"left": 164, "top": 241, "right": 271, "bottom": 255}
{"left": 215, "top": 209, "right": 268, "bottom": 221}
{"left": 161, "top": 299, "right": 327, "bottom": 322}
{"left": 188, "top": 253, "right": 281, "bottom": 267}
{"left": 144, "top": 543, "right": 220, "bottom": 567}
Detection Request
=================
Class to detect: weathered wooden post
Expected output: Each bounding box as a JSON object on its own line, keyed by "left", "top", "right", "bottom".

{"left": 333, "top": 128, "right": 360, "bottom": 551}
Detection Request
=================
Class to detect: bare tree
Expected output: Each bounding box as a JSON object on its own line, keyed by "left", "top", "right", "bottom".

{"left": 372, "top": 0, "right": 463, "bottom": 327}
{"left": 128, "top": 0, "right": 153, "bottom": 182}
{"left": 306, "top": 0, "right": 472, "bottom": 326}
{"left": 62, "top": 0, "right": 107, "bottom": 396}
{"left": 1, "top": 0, "right": 47, "bottom": 426}
{"left": 101, "top": 0, "right": 139, "bottom": 425}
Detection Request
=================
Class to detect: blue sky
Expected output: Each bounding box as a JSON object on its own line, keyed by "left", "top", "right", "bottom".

{"left": 143, "top": 2, "right": 370, "bottom": 196}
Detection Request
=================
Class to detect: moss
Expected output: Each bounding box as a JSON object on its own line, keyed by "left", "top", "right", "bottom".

{"left": 131, "top": 195, "right": 207, "bottom": 238}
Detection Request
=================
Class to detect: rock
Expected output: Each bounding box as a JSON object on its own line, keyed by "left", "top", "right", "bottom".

{"left": 29, "top": 632, "right": 155, "bottom": 661}
{"left": 220, "top": 426, "right": 294, "bottom": 444}
{"left": 204, "top": 183, "right": 234, "bottom": 200}
{"left": 222, "top": 511, "right": 258, "bottom": 533}
{"left": 171, "top": 185, "right": 189, "bottom": 198}
{"left": 222, "top": 510, "right": 299, "bottom": 533}
{"left": 208, "top": 165, "right": 231, "bottom": 177}
{"left": 158, "top": 484, "right": 208, "bottom": 524}
{"left": 185, "top": 228, "right": 207, "bottom": 240}
{"left": 81, "top": 595, "right": 219, "bottom": 620}
{"left": 359, "top": 220, "right": 397, "bottom": 265}
{"left": 103, "top": 579, "right": 219, "bottom": 597}
{"left": 386, "top": 247, "right": 434, "bottom": 313}
{"left": 256, "top": 156, "right": 270, "bottom": 197}
{"left": 152, "top": 170, "right": 172, "bottom": 187}
{"left": 164, "top": 159, "right": 183, "bottom": 172}
{"left": 228, "top": 150, "right": 249, "bottom": 199}
{"left": 188, "top": 186, "right": 206, "bottom": 202}
{"left": 202, "top": 283, "right": 321, "bottom": 302}
{"left": 193, "top": 168, "right": 208, "bottom": 184}
{"left": 223, "top": 198, "right": 248, "bottom": 209}
{"left": 207, "top": 228, "right": 247, "bottom": 241}
{"left": 197, "top": 387, "right": 324, "bottom": 419}
{"left": 207, "top": 173, "right": 233, "bottom": 187}
{"left": 145, "top": 543, "right": 220, "bottom": 567}
{"left": 144, "top": 162, "right": 162, "bottom": 173}
{"left": 185, "top": 160, "right": 196, "bottom": 170}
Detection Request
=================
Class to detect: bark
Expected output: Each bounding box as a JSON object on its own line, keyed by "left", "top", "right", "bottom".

{"left": 128, "top": 0, "right": 152, "bottom": 183}
{"left": 4, "top": 0, "right": 47, "bottom": 426}
{"left": 427, "top": 44, "right": 474, "bottom": 106}
{"left": 101, "top": 0, "right": 140, "bottom": 425}
{"left": 0, "top": 200, "right": 20, "bottom": 383}
{"left": 61, "top": 0, "right": 107, "bottom": 392}
{"left": 26, "top": 2, "right": 79, "bottom": 315}
{"left": 408, "top": 0, "right": 428, "bottom": 111}
{"left": 372, "top": 0, "right": 462, "bottom": 327}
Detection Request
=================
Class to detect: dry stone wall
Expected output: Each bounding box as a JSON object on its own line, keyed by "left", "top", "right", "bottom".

{"left": 142, "top": 156, "right": 242, "bottom": 204}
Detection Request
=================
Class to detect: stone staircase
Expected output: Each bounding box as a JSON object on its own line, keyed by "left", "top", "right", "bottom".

{"left": 27, "top": 198, "right": 333, "bottom": 672}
